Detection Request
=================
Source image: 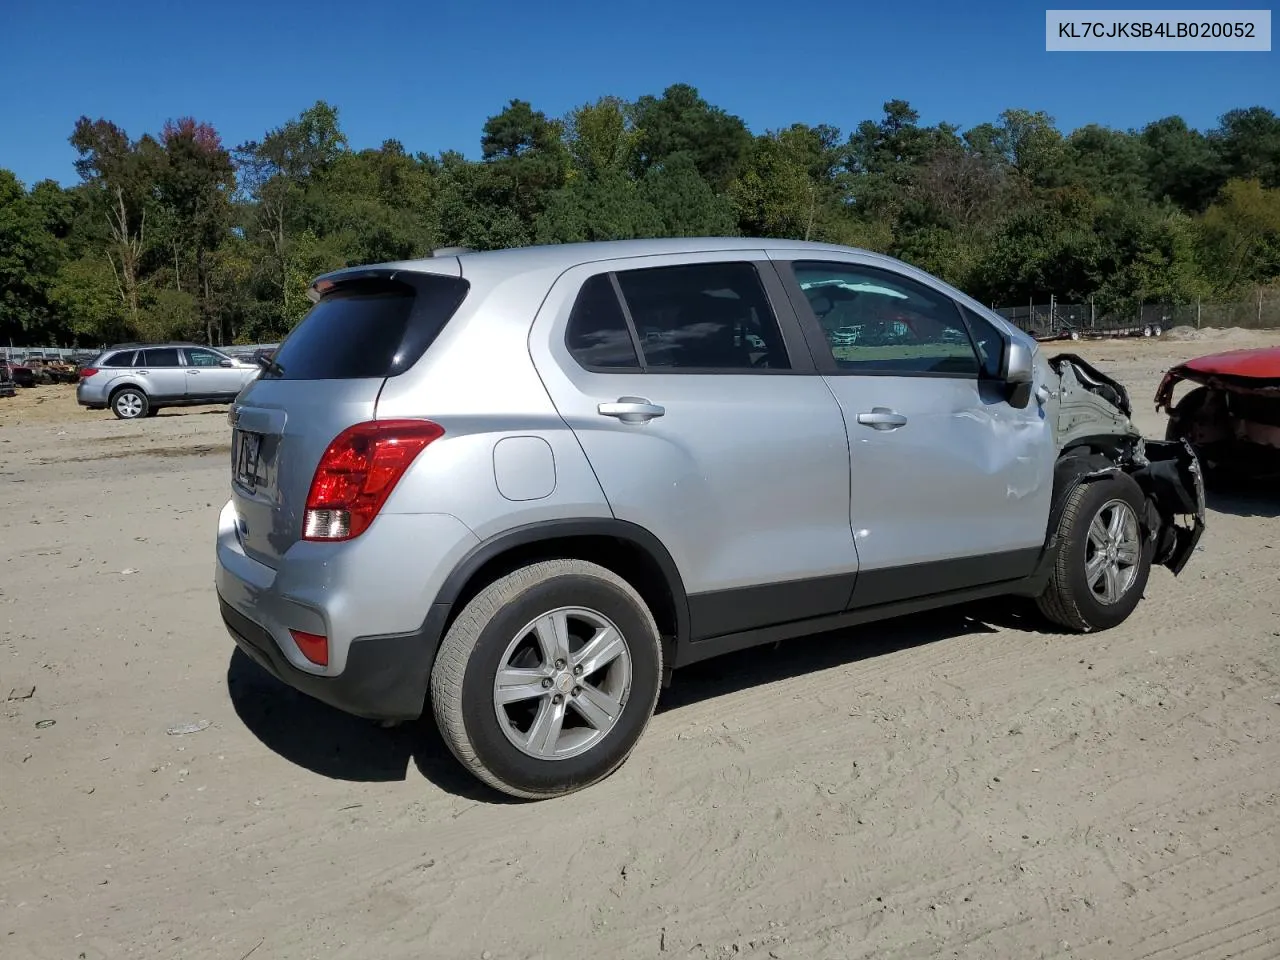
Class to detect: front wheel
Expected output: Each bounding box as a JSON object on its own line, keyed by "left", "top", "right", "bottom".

{"left": 1036, "top": 472, "right": 1152, "bottom": 632}
{"left": 430, "top": 559, "right": 663, "bottom": 799}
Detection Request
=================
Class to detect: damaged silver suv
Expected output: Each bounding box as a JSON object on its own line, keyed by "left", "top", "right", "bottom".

{"left": 215, "top": 238, "right": 1205, "bottom": 799}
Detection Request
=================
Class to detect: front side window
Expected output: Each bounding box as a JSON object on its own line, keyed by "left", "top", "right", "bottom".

{"left": 141, "top": 348, "right": 181, "bottom": 367}
{"left": 958, "top": 304, "right": 1006, "bottom": 380}
{"left": 185, "top": 348, "right": 225, "bottom": 368}
{"left": 613, "top": 262, "right": 791, "bottom": 371}
{"left": 791, "top": 261, "right": 980, "bottom": 376}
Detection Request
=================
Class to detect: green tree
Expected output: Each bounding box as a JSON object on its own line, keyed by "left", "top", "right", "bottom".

{"left": 631, "top": 84, "right": 753, "bottom": 191}
{"left": 0, "top": 170, "right": 63, "bottom": 343}
{"left": 535, "top": 170, "right": 662, "bottom": 243}
{"left": 235, "top": 100, "right": 348, "bottom": 322}
{"left": 563, "top": 96, "right": 638, "bottom": 180}
{"left": 156, "top": 117, "right": 236, "bottom": 342}
{"left": 1197, "top": 178, "right": 1280, "bottom": 296}
{"left": 69, "top": 117, "right": 164, "bottom": 325}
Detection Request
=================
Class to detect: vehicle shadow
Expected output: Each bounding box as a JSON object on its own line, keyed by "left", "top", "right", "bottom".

{"left": 226, "top": 601, "right": 1031, "bottom": 802}
{"left": 1206, "top": 487, "right": 1280, "bottom": 519}
{"left": 225, "top": 649, "right": 512, "bottom": 803}
{"left": 656, "top": 601, "right": 1025, "bottom": 712}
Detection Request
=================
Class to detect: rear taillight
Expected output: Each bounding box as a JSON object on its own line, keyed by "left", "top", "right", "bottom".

{"left": 302, "top": 419, "right": 444, "bottom": 541}
{"left": 78, "top": 367, "right": 98, "bottom": 378}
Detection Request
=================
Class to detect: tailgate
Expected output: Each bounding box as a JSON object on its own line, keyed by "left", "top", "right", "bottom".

{"left": 228, "top": 268, "right": 469, "bottom": 568}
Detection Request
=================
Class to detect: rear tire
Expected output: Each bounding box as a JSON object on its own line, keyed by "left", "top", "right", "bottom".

{"left": 110, "top": 387, "right": 149, "bottom": 420}
{"left": 1036, "top": 472, "right": 1152, "bottom": 633}
{"left": 430, "top": 559, "right": 663, "bottom": 800}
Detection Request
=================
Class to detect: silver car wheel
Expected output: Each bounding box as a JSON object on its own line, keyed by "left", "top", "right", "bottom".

{"left": 493, "top": 606, "right": 633, "bottom": 761}
{"left": 115, "top": 391, "right": 144, "bottom": 418}
{"left": 1085, "top": 498, "right": 1141, "bottom": 605}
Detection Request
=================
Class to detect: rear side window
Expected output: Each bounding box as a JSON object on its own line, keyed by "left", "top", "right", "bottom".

{"left": 566, "top": 275, "right": 640, "bottom": 369}
{"left": 101, "top": 352, "right": 135, "bottom": 367}
{"left": 612, "top": 262, "right": 790, "bottom": 370}
{"left": 268, "top": 275, "right": 469, "bottom": 380}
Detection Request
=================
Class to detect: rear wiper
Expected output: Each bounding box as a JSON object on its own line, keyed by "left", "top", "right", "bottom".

{"left": 254, "top": 353, "right": 284, "bottom": 378}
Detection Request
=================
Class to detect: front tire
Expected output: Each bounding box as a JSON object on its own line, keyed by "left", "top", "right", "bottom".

{"left": 1036, "top": 472, "right": 1152, "bottom": 632}
{"left": 430, "top": 559, "right": 663, "bottom": 800}
{"left": 111, "top": 387, "right": 149, "bottom": 420}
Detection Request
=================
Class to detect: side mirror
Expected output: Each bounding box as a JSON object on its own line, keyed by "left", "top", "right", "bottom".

{"left": 219, "top": 358, "right": 234, "bottom": 368}
{"left": 1002, "top": 339, "right": 1034, "bottom": 384}
{"left": 1002, "top": 339, "right": 1035, "bottom": 408}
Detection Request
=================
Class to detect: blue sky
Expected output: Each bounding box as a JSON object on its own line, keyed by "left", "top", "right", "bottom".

{"left": 2, "top": 0, "right": 1276, "bottom": 187}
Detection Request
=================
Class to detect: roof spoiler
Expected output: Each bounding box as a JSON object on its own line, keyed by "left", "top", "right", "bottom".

{"left": 430, "top": 246, "right": 474, "bottom": 257}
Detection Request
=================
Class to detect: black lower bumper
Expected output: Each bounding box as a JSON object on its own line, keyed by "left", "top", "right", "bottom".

{"left": 219, "top": 596, "right": 432, "bottom": 722}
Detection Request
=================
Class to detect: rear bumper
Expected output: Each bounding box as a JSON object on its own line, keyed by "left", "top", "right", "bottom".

{"left": 76, "top": 379, "right": 107, "bottom": 408}
{"left": 214, "top": 498, "right": 480, "bottom": 720}
{"left": 219, "top": 596, "right": 432, "bottom": 720}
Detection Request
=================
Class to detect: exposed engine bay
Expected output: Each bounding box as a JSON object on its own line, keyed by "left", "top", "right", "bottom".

{"left": 1045, "top": 353, "right": 1206, "bottom": 577}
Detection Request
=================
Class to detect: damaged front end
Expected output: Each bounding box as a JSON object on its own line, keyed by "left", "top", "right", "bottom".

{"left": 1046, "top": 354, "right": 1206, "bottom": 577}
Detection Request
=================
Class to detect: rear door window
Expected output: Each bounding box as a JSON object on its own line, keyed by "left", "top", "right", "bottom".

{"left": 141, "top": 348, "right": 181, "bottom": 367}
{"left": 612, "top": 262, "right": 791, "bottom": 370}
{"left": 268, "top": 275, "right": 469, "bottom": 380}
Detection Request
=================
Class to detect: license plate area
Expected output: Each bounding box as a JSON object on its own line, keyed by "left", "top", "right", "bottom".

{"left": 233, "top": 429, "right": 264, "bottom": 491}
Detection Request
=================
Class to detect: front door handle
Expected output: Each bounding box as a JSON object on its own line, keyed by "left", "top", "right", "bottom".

{"left": 188, "top": 370, "right": 200, "bottom": 375}
{"left": 856, "top": 407, "right": 908, "bottom": 430}
{"left": 598, "top": 397, "right": 665, "bottom": 423}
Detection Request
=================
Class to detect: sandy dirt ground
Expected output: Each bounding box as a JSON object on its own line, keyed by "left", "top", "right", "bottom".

{"left": 2, "top": 334, "right": 1279, "bottom": 960}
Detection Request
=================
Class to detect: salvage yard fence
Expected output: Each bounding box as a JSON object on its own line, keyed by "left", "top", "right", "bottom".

{"left": 992, "top": 287, "right": 1280, "bottom": 339}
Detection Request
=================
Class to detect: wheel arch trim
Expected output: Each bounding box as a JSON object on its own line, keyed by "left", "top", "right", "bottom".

{"left": 427, "top": 517, "right": 691, "bottom": 645}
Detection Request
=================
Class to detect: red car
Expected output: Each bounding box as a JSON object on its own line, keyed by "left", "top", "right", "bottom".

{"left": 1155, "top": 346, "right": 1280, "bottom": 484}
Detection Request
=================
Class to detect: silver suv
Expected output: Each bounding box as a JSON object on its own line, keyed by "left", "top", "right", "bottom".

{"left": 77, "top": 342, "right": 261, "bottom": 419}
{"left": 214, "top": 238, "right": 1205, "bottom": 799}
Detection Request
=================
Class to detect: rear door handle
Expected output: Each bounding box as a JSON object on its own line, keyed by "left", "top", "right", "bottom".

{"left": 188, "top": 370, "right": 199, "bottom": 375}
{"left": 856, "top": 407, "right": 908, "bottom": 430}
{"left": 598, "top": 397, "right": 665, "bottom": 423}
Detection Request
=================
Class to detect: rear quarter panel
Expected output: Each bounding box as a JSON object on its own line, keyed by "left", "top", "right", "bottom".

{"left": 373, "top": 262, "right": 613, "bottom": 539}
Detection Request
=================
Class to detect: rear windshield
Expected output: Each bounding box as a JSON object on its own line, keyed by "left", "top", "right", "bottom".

{"left": 266, "top": 275, "right": 469, "bottom": 381}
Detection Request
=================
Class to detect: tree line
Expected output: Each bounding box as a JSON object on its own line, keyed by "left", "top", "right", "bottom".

{"left": 1, "top": 84, "right": 1278, "bottom": 347}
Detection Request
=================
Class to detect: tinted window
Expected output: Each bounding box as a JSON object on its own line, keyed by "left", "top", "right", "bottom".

{"left": 792, "top": 262, "right": 979, "bottom": 375}
{"left": 566, "top": 274, "right": 639, "bottom": 368}
{"left": 614, "top": 262, "right": 790, "bottom": 370}
{"left": 102, "top": 352, "right": 135, "bottom": 367}
{"left": 186, "top": 348, "right": 224, "bottom": 368}
{"left": 142, "top": 348, "right": 181, "bottom": 367}
{"left": 269, "top": 275, "right": 469, "bottom": 380}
